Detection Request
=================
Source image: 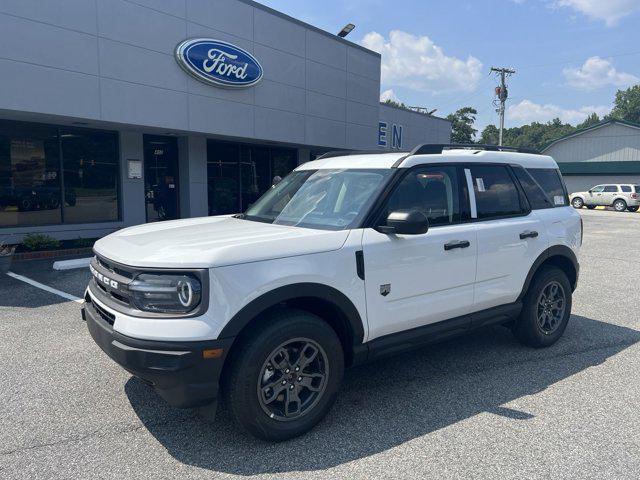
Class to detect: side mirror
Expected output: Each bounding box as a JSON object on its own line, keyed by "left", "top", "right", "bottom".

{"left": 376, "top": 209, "right": 429, "bottom": 235}
{"left": 588, "top": 189, "right": 593, "bottom": 193}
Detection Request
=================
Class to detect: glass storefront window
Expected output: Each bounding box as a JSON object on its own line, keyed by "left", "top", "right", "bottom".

{"left": 0, "top": 121, "right": 120, "bottom": 228}
{"left": 62, "top": 128, "right": 119, "bottom": 223}
{"left": 207, "top": 140, "right": 298, "bottom": 216}
{"left": 0, "top": 123, "right": 61, "bottom": 227}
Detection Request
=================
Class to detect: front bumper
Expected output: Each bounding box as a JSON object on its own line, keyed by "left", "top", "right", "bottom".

{"left": 83, "top": 295, "right": 233, "bottom": 408}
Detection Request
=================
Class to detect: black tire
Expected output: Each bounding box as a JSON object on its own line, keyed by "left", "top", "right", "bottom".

{"left": 613, "top": 199, "right": 627, "bottom": 212}
{"left": 513, "top": 266, "right": 572, "bottom": 348}
{"left": 223, "top": 309, "right": 344, "bottom": 441}
{"left": 571, "top": 197, "right": 584, "bottom": 209}
{"left": 627, "top": 206, "right": 639, "bottom": 212}
{"left": 586, "top": 205, "right": 596, "bottom": 209}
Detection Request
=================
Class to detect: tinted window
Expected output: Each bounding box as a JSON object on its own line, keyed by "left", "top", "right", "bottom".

{"left": 383, "top": 166, "right": 460, "bottom": 226}
{"left": 62, "top": 128, "right": 119, "bottom": 223}
{"left": 621, "top": 185, "right": 632, "bottom": 192}
{"left": 469, "top": 165, "right": 524, "bottom": 219}
{"left": 512, "top": 166, "right": 553, "bottom": 210}
{"left": 603, "top": 185, "right": 618, "bottom": 193}
{"left": 0, "top": 121, "right": 120, "bottom": 227}
{"left": 527, "top": 168, "right": 568, "bottom": 207}
{"left": 635, "top": 186, "right": 640, "bottom": 193}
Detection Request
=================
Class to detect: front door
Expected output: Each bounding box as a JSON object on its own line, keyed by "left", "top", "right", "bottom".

{"left": 585, "top": 185, "right": 604, "bottom": 206}
{"left": 144, "top": 135, "right": 179, "bottom": 222}
{"left": 362, "top": 165, "right": 477, "bottom": 341}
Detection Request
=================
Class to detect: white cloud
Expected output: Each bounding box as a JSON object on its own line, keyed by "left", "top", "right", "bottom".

{"left": 507, "top": 99, "right": 610, "bottom": 125}
{"left": 563, "top": 56, "right": 639, "bottom": 90}
{"left": 361, "top": 30, "right": 483, "bottom": 93}
{"left": 554, "top": 0, "right": 640, "bottom": 26}
{"left": 380, "top": 89, "right": 400, "bottom": 102}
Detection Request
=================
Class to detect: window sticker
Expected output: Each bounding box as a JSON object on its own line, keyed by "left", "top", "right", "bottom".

{"left": 554, "top": 195, "right": 565, "bottom": 205}
{"left": 476, "top": 177, "right": 486, "bottom": 192}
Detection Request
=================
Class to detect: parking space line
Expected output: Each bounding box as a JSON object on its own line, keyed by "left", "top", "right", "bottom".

{"left": 6, "top": 272, "right": 84, "bottom": 304}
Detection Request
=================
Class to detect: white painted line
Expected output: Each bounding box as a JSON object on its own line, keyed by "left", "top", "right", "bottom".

{"left": 6, "top": 271, "right": 84, "bottom": 304}
{"left": 53, "top": 257, "right": 91, "bottom": 271}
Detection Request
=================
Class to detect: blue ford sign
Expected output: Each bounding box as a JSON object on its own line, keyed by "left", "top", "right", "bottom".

{"left": 175, "top": 38, "right": 263, "bottom": 88}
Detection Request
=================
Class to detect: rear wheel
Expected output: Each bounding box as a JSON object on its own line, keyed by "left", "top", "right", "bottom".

{"left": 613, "top": 199, "right": 627, "bottom": 212}
{"left": 223, "top": 309, "right": 344, "bottom": 441}
{"left": 628, "top": 206, "right": 639, "bottom": 212}
{"left": 571, "top": 197, "right": 584, "bottom": 209}
{"left": 513, "top": 266, "right": 572, "bottom": 348}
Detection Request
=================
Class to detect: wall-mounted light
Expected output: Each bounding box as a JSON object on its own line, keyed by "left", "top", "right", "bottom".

{"left": 337, "top": 23, "right": 355, "bottom": 38}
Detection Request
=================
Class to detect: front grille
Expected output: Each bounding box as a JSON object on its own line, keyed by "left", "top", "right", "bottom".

{"left": 86, "top": 293, "right": 115, "bottom": 326}
{"left": 91, "top": 255, "right": 135, "bottom": 308}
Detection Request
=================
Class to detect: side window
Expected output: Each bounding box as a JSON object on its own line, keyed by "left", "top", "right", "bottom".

{"left": 603, "top": 185, "right": 618, "bottom": 193}
{"left": 383, "top": 166, "right": 460, "bottom": 227}
{"left": 621, "top": 185, "right": 632, "bottom": 192}
{"left": 469, "top": 165, "right": 525, "bottom": 219}
{"left": 512, "top": 166, "right": 553, "bottom": 210}
{"left": 635, "top": 186, "right": 640, "bottom": 193}
{"left": 527, "top": 168, "right": 569, "bottom": 206}
{"left": 591, "top": 185, "right": 605, "bottom": 192}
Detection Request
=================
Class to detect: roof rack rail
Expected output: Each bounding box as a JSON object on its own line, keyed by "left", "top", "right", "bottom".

{"left": 315, "top": 149, "right": 408, "bottom": 160}
{"left": 410, "top": 143, "right": 540, "bottom": 155}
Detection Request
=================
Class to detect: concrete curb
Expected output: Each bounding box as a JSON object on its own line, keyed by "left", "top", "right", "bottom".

{"left": 53, "top": 257, "right": 92, "bottom": 271}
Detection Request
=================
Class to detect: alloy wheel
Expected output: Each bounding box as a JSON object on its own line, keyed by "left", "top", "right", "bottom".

{"left": 536, "top": 281, "right": 566, "bottom": 335}
{"left": 257, "top": 338, "right": 329, "bottom": 421}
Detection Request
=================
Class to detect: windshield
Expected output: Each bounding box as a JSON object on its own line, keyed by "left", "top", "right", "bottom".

{"left": 243, "top": 169, "right": 393, "bottom": 230}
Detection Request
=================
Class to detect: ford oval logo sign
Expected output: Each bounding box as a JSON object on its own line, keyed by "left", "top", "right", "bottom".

{"left": 175, "top": 38, "right": 263, "bottom": 88}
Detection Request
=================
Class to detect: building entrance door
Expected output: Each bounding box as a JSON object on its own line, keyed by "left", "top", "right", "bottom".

{"left": 143, "top": 135, "right": 179, "bottom": 222}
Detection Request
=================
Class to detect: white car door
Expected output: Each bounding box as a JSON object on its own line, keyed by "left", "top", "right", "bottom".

{"left": 362, "top": 165, "right": 477, "bottom": 341}
{"left": 468, "top": 164, "right": 549, "bottom": 311}
{"left": 586, "top": 185, "right": 605, "bottom": 205}
{"left": 602, "top": 185, "right": 619, "bottom": 205}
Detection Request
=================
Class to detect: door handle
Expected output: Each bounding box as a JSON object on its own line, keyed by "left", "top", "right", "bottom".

{"left": 520, "top": 230, "right": 538, "bottom": 240}
{"left": 444, "top": 240, "right": 470, "bottom": 251}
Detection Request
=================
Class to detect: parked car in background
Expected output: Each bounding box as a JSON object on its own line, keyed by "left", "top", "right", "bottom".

{"left": 570, "top": 184, "right": 640, "bottom": 212}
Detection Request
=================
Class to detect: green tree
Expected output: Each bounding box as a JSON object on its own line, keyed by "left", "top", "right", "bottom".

{"left": 609, "top": 85, "right": 640, "bottom": 123}
{"left": 576, "top": 112, "right": 601, "bottom": 130}
{"left": 479, "top": 124, "right": 499, "bottom": 144}
{"left": 446, "top": 107, "right": 478, "bottom": 143}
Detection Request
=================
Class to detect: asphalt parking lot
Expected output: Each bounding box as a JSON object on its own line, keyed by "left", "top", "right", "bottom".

{"left": 1, "top": 208, "right": 639, "bottom": 479}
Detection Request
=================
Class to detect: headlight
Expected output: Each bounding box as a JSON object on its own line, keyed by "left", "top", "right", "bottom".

{"left": 129, "top": 273, "right": 202, "bottom": 313}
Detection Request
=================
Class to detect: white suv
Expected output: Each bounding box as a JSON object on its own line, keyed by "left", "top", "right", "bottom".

{"left": 570, "top": 184, "right": 640, "bottom": 212}
{"left": 83, "top": 145, "right": 582, "bottom": 441}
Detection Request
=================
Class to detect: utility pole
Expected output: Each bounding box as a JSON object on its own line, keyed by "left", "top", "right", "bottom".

{"left": 490, "top": 67, "right": 515, "bottom": 146}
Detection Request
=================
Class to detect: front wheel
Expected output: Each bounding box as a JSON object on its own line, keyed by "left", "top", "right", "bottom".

{"left": 613, "top": 199, "right": 627, "bottom": 212}
{"left": 627, "top": 206, "right": 639, "bottom": 212}
{"left": 223, "top": 309, "right": 344, "bottom": 441}
{"left": 571, "top": 197, "right": 584, "bottom": 209}
{"left": 513, "top": 266, "right": 572, "bottom": 348}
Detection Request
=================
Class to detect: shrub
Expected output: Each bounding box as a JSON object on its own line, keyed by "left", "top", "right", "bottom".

{"left": 22, "top": 233, "right": 61, "bottom": 251}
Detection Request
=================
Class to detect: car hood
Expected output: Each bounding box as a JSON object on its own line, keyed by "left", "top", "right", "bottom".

{"left": 93, "top": 216, "right": 350, "bottom": 268}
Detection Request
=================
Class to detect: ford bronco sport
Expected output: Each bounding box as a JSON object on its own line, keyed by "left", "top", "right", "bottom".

{"left": 83, "top": 144, "right": 581, "bottom": 441}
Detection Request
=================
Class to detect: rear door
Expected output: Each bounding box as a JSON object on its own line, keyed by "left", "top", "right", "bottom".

{"left": 469, "top": 164, "right": 549, "bottom": 311}
{"left": 361, "top": 165, "right": 477, "bottom": 341}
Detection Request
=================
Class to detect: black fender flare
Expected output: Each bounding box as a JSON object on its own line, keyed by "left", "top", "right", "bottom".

{"left": 218, "top": 283, "right": 365, "bottom": 346}
{"left": 517, "top": 245, "right": 579, "bottom": 301}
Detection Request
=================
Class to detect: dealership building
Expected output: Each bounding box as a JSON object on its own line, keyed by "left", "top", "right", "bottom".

{"left": 0, "top": 0, "right": 451, "bottom": 241}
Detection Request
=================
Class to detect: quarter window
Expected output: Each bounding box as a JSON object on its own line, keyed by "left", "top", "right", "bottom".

{"left": 621, "top": 186, "right": 631, "bottom": 192}
{"left": 469, "top": 165, "right": 525, "bottom": 219}
{"left": 383, "top": 166, "right": 460, "bottom": 226}
{"left": 512, "top": 166, "right": 553, "bottom": 210}
{"left": 527, "top": 168, "right": 569, "bottom": 207}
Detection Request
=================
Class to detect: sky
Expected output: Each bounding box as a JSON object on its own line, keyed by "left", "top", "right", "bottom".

{"left": 256, "top": 0, "right": 640, "bottom": 134}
